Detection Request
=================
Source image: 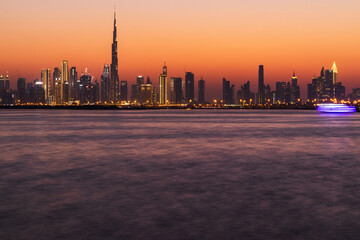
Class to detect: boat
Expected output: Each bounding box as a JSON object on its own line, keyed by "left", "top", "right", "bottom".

{"left": 316, "top": 103, "right": 356, "bottom": 113}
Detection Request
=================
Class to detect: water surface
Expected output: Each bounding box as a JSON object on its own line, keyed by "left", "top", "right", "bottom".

{"left": 0, "top": 110, "right": 360, "bottom": 239}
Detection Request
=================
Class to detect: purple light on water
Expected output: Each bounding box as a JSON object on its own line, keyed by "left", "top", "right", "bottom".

{"left": 316, "top": 104, "right": 356, "bottom": 113}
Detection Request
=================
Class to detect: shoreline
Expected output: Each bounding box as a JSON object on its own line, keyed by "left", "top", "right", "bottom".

{"left": 0, "top": 104, "right": 358, "bottom": 111}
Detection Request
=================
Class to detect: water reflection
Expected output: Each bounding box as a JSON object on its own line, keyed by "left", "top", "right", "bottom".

{"left": 0, "top": 110, "right": 360, "bottom": 239}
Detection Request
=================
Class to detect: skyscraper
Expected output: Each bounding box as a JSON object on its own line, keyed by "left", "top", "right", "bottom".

{"left": 159, "top": 62, "right": 167, "bottom": 105}
{"left": 41, "top": 69, "right": 51, "bottom": 102}
{"left": 110, "top": 10, "right": 119, "bottom": 103}
{"left": 120, "top": 81, "right": 128, "bottom": 102}
{"left": 0, "top": 75, "right": 4, "bottom": 90}
{"left": 290, "top": 72, "right": 300, "bottom": 103}
{"left": 61, "top": 60, "right": 69, "bottom": 103}
{"left": 69, "top": 67, "right": 78, "bottom": 101}
{"left": 17, "top": 78, "right": 26, "bottom": 104}
{"left": 53, "top": 67, "right": 60, "bottom": 98}
{"left": 170, "top": 77, "right": 183, "bottom": 104}
{"left": 5, "top": 74, "right": 10, "bottom": 90}
{"left": 185, "top": 72, "right": 194, "bottom": 103}
{"left": 198, "top": 79, "right": 205, "bottom": 104}
{"left": 137, "top": 76, "right": 145, "bottom": 101}
{"left": 101, "top": 65, "right": 110, "bottom": 103}
{"left": 258, "top": 65, "right": 265, "bottom": 104}
{"left": 332, "top": 62, "right": 337, "bottom": 85}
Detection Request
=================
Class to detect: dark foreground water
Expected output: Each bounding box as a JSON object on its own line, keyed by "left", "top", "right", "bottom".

{"left": 1, "top": 110, "right": 360, "bottom": 240}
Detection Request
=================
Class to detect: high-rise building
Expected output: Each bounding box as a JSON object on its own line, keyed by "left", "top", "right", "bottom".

{"left": 290, "top": 72, "right": 300, "bottom": 103}
{"left": 34, "top": 82, "right": 45, "bottom": 104}
{"left": 185, "top": 72, "right": 194, "bottom": 103}
{"left": 61, "top": 60, "right": 69, "bottom": 102}
{"left": 137, "top": 76, "right": 145, "bottom": 101}
{"left": 69, "top": 67, "right": 78, "bottom": 101}
{"left": 5, "top": 74, "right": 10, "bottom": 90}
{"left": 170, "top": 77, "right": 183, "bottom": 104}
{"left": 238, "top": 81, "right": 252, "bottom": 104}
{"left": 41, "top": 69, "right": 51, "bottom": 102}
{"left": 131, "top": 84, "right": 138, "bottom": 103}
{"left": 53, "top": 67, "right": 61, "bottom": 100}
{"left": 110, "top": 11, "right": 119, "bottom": 103}
{"left": 276, "top": 82, "right": 287, "bottom": 104}
{"left": 0, "top": 75, "right": 4, "bottom": 90}
{"left": 140, "top": 84, "right": 153, "bottom": 105}
{"left": 198, "top": 79, "right": 205, "bottom": 104}
{"left": 17, "top": 78, "right": 26, "bottom": 104}
{"left": 332, "top": 62, "right": 338, "bottom": 85}
{"left": 120, "top": 81, "right": 128, "bottom": 102}
{"left": 93, "top": 80, "right": 100, "bottom": 103}
{"left": 258, "top": 65, "right": 265, "bottom": 104}
{"left": 79, "top": 73, "right": 93, "bottom": 104}
{"left": 146, "top": 76, "right": 152, "bottom": 84}
{"left": 223, "top": 78, "right": 230, "bottom": 104}
{"left": 159, "top": 62, "right": 167, "bottom": 105}
{"left": 101, "top": 65, "right": 110, "bottom": 103}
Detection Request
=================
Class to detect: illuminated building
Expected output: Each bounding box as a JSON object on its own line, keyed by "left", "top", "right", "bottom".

{"left": 159, "top": 62, "right": 167, "bottom": 105}
{"left": 146, "top": 76, "right": 151, "bottom": 84}
{"left": 53, "top": 67, "right": 61, "bottom": 100}
{"left": 131, "top": 84, "right": 137, "bottom": 103}
{"left": 185, "top": 72, "right": 194, "bottom": 103}
{"left": 69, "top": 67, "right": 78, "bottom": 101}
{"left": 276, "top": 82, "right": 288, "bottom": 104}
{"left": 34, "top": 81, "right": 45, "bottom": 104}
{"left": 307, "top": 63, "right": 344, "bottom": 102}
{"left": 152, "top": 87, "right": 159, "bottom": 105}
{"left": 5, "top": 74, "right": 10, "bottom": 90}
{"left": 137, "top": 76, "right": 145, "bottom": 101}
{"left": 0, "top": 75, "right": 4, "bottom": 90}
{"left": 140, "top": 84, "right": 153, "bottom": 105}
{"left": 41, "top": 69, "right": 51, "bottom": 102}
{"left": 238, "top": 81, "right": 252, "bottom": 105}
{"left": 120, "top": 81, "right": 128, "bottom": 102}
{"left": 79, "top": 73, "right": 93, "bottom": 104}
{"left": 17, "top": 78, "right": 26, "bottom": 104}
{"left": 61, "top": 60, "right": 69, "bottom": 102}
{"left": 258, "top": 65, "right": 265, "bottom": 104}
{"left": 101, "top": 65, "right": 110, "bottom": 103}
{"left": 110, "top": 10, "right": 119, "bottom": 103}
{"left": 332, "top": 62, "right": 338, "bottom": 86}
{"left": 290, "top": 72, "right": 300, "bottom": 103}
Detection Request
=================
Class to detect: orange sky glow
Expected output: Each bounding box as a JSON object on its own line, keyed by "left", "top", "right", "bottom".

{"left": 1, "top": 0, "right": 360, "bottom": 99}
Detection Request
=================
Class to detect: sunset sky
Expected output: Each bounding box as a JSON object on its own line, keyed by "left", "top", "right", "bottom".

{"left": 1, "top": 0, "right": 360, "bottom": 99}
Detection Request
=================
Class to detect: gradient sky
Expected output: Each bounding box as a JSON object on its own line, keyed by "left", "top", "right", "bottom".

{"left": 1, "top": 0, "right": 360, "bottom": 100}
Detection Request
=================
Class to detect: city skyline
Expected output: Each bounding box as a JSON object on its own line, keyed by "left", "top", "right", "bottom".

{"left": 1, "top": 0, "right": 360, "bottom": 100}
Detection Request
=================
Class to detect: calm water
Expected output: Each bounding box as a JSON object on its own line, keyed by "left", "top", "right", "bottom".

{"left": 1, "top": 109, "right": 360, "bottom": 239}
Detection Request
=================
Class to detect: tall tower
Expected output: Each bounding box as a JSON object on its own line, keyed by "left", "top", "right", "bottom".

{"left": 101, "top": 64, "right": 110, "bottom": 103}
{"left": 159, "top": 62, "right": 167, "bottom": 105}
{"left": 258, "top": 65, "right": 265, "bottom": 104}
{"left": 110, "top": 9, "right": 119, "bottom": 103}
{"left": 5, "top": 74, "right": 10, "bottom": 90}
{"left": 61, "top": 60, "right": 69, "bottom": 102}
{"left": 198, "top": 78, "right": 205, "bottom": 104}
{"left": 185, "top": 72, "right": 194, "bottom": 103}
{"left": 332, "top": 62, "right": 337, "bottom": 85}
{"left": 41, "top": 69, "right": 51, "bottom": 101}
{"left": 69, "top": 67, "right": 77, "bottom": 101}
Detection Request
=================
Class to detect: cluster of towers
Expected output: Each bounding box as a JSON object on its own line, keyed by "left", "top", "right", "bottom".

{"left": 2, "top": 10, "right": 359, "bottom": 107}
{"left": 223, "top": 65, "right": 301, "bottom": 106}
{"left": 307, "top": 62, "right": 346, "bottom": 102}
